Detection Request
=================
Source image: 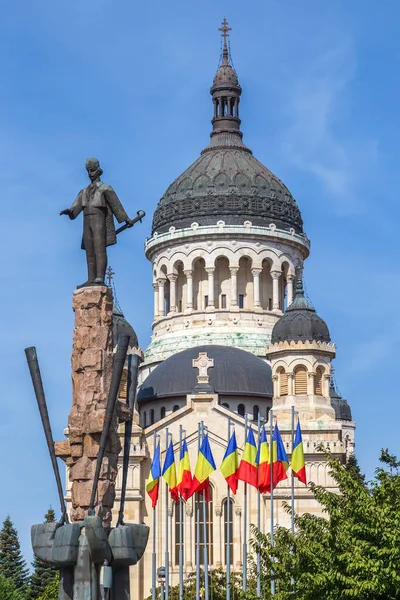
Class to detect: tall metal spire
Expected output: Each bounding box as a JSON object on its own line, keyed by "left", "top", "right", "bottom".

{"left": 218, "top": 17, "right": 232, "bottom": 65}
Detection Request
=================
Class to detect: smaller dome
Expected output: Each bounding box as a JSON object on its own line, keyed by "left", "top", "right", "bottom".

{"left": 113, "top": 304, "right": 138, "bottom": 349}
{"left": 213, "top": 63, "right": 239, "bottom": 86}
{"left": 138, "top": 345, "right": 272, "bottom": 402}
{"left": 329, "top": 380, "right": 352, "bottom": 421}
{"left": 271, "top": 276, "right": 330, "bottom": 344}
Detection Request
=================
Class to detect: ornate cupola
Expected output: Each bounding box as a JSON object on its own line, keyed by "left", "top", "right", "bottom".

{"left": 208, "top": 18, "right": 243, "bottom": 141}
{"left": 142, "top": 21, "right": 311, "bottom": 375}
{"left": 267, "top": 271, "right": 337, "bottom": 426}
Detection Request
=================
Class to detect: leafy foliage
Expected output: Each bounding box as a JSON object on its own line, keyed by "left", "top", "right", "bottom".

{"left": 0, "top": 574, "right": 25, "bottom": 600}
{"left": 37, "top": 572, "right": 59, "bottom": 600}
{"left": 145, "top": 568, "right": 242, "bottom": 600}
{"left": 28, "top": 509, "right": 57, "bottom": 599}
{"left": 245, "top": 449, "right": 400, "bottom": 600}
{"left": 0, "top": 516, "right": 29, "bottom": 591}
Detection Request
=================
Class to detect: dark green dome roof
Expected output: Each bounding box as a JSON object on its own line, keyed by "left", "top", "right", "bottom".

{"left": 152, "top": 35, "right": 304, "bottom": 236}
{"left": 271, "top": 277, "right": 330, "bottom": 344}
{"left": 329, "top": 379, "right": 352, "bottom": 421}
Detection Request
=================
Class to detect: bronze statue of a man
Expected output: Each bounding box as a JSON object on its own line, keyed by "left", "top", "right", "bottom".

{"left": 60, "top": 157, "right": 134, "bottom": 287}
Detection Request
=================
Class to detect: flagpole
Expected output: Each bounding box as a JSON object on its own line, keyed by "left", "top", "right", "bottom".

{"left": 152, "top": 431, "right": 158, "bottom": 600}
{"left": 270, "top": 411, "right": 275, "bottom": 597}
{"left": 243, "top": 413, "right": 248, "bottom": 592}
{"left": 196, "top": 421, "right": 201, "bottom": 600}
{"left": 179, "top": 424, "right": 184, "bottom": 600}
{"left": 202, "top": 421, "right": 210, "bottom": 600}
{"left": 226, "top": 417, "right": 231, "bottom": 600}
{"left": 165, "top": 427, "right": 170, "bottom": 600}
{"left": 257, "top": 412, "right": 261, "bottom": 598}
{"left": 291, "top": 406, "right": 295, "bottom": 536}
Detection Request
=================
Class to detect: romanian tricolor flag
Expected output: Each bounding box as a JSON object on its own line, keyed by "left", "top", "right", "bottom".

{"left": 220, "top": 431, "right": 239, "bottom": 494}
{"left": 267, "top": 424, "right": 289, "bottom": 491}
{"left": 146, "top": 442, "right": 161, "bottom": 508}
{"left": 188, "top": 434, "right": 216, "bottom": 501}
{"left": 162, "top": 440, "right": 179, "bottom": 502}
{"left": 291, "top": 420, "right": 307, "bottom": 485}
{"left": 237, "top": 427, "right": 258, "bottom": 488}
{"left": 177, "top": 439, "right": 192, "bottom": 501}
{"left": 256, "top": 426, "right": 270, "bottom": 493}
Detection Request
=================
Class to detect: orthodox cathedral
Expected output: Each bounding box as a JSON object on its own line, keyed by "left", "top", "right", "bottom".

{"left": 103, "top": 23, "right": 354, "bottom": 599}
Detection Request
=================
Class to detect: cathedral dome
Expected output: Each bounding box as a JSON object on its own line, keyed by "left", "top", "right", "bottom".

{"left": 329, "top": 379, "right": 352, "bottom": 421}
{"left": 271, "top": 276, "right": 330, "bottom": 344}
{"left": 137, "top": 345, "right": 272, "bottom": 402}
{"left": 152, "top": 24, "right": 303, "bottom": 236}
{"left": 113, "top": 303, "right": 138, "bottom": 349}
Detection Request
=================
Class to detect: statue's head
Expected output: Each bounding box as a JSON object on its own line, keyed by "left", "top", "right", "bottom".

{"left": 85, "top": 157, "right": 103, "bottom": 181}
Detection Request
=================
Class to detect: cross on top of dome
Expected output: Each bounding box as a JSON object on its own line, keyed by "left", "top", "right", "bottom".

{"left": 192, "top": 352, "right": 214, "bottom": 385}
{"left": 218, "top": 18, "right": 232, "bottom": 64}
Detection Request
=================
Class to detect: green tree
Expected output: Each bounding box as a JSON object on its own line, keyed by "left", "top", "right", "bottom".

{"left": 0, "top": 574, "right": 25, "bottom": 600}
{"left": 0, "top": 516, "right": 29, "bottom": 591}
{"left": 37, "top": 572, "right": 59, "bottom": 600}
{"left": 28, "top": 508, "right": 57, "bottom": 599}
{"left": 245, "top": 449, "right": 400, "bottom": 600}
{"left": 145, "top": 568, "right": 242, "bottom": 600}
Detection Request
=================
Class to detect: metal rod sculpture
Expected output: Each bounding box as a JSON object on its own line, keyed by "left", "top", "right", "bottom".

{"left": 25, "top": 347, "right": 69, "bottom": 524}
{"left": 117, "top": 352, "right": 141, "bottom": 527}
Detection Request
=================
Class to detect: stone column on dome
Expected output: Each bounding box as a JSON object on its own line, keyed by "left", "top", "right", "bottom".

{"left": 230, "top": 267, "right": 239, "bottom": 308}
{"left": 323, "top": 373, "right": 331, "bottom": 397}
{"left": 157, "top": 277, "right": 166, "bottom": 316}
{"left": 206, "top": 267, "right": 215, "bottom": 309}
{"left": 271, "top": 270, "right": 282, "bottom": 312}
{"left": 152, "top": 282, "right": 159, "bottom": 318}
{"left": 184, "top": 270, "right": 193, "bottom": 312}
{"left": 251, "top": 268, "right": 262, "bottom": 309}
{"left": 167, "top": 273, "right": 178, "bottom": 313}
{"left": 286, "top": 273, "right": 295, "bottom": 307}
{"left": 287, "top": 372, "right": 294, "bottom": 396}
{"left": 308, "top": 372, "right": 316, "bottom": 396}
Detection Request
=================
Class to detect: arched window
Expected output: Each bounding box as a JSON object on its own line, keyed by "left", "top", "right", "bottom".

{"left": 195, "top": 486, "right": 213, "bottom": 564}
{"left": 149, "top": 409, "right": 154, "bottom": 425}
{"left": 221, "top": 402, "right": 230, "bottom": 409}
{"left": 223, "top": 498, "right": 233, "bottom": 565}
{"left": 173, "top": 404, "right": 180, "bottom": 412}
{"left": 266, "top": 406, "right": 270, "bottom": 422}
{"left": 278, "top": 368, "right": 288, "bottom": 396}
{"left": 238, "top": 404, "right": 245, "bottom": 417}
{"left": 142, "top": 411, "right": 147, "bottom": 428}
{"left": 314, "top": 367, "right": 323, "bottom": 396}
{"left": 295, "top": 366, "right": 308, "bottom": 395}
{"left": 253, "top": 405, "right": 259, "bottom": 422}
{"left": 160, "top": 407, "right": 166, "bottom": 419}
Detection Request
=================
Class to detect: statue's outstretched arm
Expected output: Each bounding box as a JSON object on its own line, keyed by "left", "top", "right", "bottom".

{"left": 104, "top": 187, "right": 130, "bottom": 224}
{"left": 60, "top": 190, "right": 84, "bottom": 220}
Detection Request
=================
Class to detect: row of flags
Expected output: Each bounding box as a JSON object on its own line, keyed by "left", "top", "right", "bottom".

{"left": 146, "top": 422, "right": 306, "bottom": 507}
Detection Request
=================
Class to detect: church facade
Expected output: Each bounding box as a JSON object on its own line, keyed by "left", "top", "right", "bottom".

{"left": 111, "top": 24, "right": 355, "bottom": 600}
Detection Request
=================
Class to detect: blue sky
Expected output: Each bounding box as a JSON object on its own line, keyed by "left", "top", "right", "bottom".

{"left": 1, "top": 0, "right": 399, "bottom": 564}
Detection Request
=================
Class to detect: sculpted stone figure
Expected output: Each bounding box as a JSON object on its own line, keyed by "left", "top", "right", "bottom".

{"left": 60, "top": 157, "right": 134, "bottom": 287}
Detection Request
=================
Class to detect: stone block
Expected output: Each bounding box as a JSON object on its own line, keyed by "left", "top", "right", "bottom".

{"left": 116, "top": 401, "right": 132, "bottom": 423}
{"left": 54, "top": 440, "right": 70, "bottom": 459}
{"left": 69, "top": 456, "right": 94, "bottom": 481}
{"left": 70, "top": 443, "right": 83, "bottom": 458}
{"left": 80, "top": 349, "right": 103, "bottom": 371}
{"left": 83, "top": 434, "right": 100, "bottom": 458}
{"left": 71, "top": 480, "right": 93, "bottom": 508}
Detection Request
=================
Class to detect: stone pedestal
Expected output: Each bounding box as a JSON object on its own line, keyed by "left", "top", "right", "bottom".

{"left": 56, "top": 286, "right": 121, "bottom": 528}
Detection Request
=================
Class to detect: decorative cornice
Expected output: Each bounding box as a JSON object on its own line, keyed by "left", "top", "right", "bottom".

{"left": 267, "top": 339, "right": 336, "bottom": 356}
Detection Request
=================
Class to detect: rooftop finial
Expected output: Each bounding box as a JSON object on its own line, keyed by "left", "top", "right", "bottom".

{"left": 295, "top": 266, "right": 304, "bottom": 295}
{"left": 106, "top": 266, "right": 115, "bottom": 288}
{"left": 218, "top": 18, "right": 232, "bottom": 64}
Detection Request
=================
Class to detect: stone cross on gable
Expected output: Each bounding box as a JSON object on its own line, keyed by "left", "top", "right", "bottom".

{"left": 192, "top": 352, "right": 214, "bottom": 386}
